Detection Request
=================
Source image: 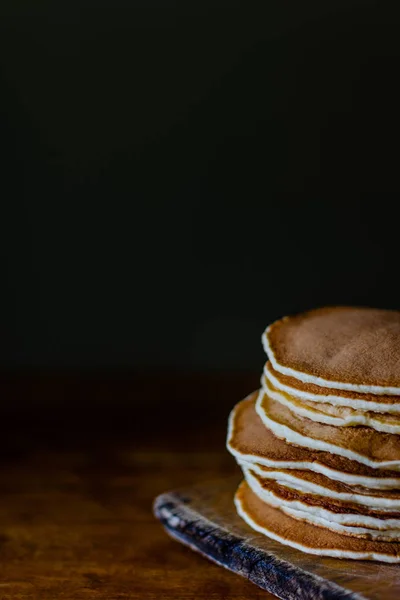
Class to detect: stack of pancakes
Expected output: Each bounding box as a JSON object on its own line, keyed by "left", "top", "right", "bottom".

{"left": 227, "top": 307, "right": 400, "bottom": 562}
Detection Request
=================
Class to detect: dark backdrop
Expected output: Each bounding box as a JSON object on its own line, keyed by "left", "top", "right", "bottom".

{"left": 1, "top": 0, "right": 400, "bottom": 371}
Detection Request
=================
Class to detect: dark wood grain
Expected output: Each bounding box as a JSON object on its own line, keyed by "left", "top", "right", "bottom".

{"left": 0, "top": 370, "right": 276, "bottom": 599}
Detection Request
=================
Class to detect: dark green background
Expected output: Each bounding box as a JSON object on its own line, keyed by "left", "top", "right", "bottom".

{"left": 1, "top": 0, "right": 399, "bottom": 369}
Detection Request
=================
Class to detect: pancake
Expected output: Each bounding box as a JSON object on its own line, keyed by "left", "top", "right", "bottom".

{"left": 243, "top": 468, "right": 400, "bottom": 540}
{"left": 243, "top": 467, "right": 400, "bottom": 526}
{"left": 235, "top": 481, "right": 400, "bottom": 562}
{"left": 256, "top": 391, "right": 400, "bottom": 469}
{"left": 263, "top": 307, "right": 400, "bottom": 394}
{"left": 238, "top": 461, "right": 400, "bottom": 509}
{"left": 227, "top": 394, "right": 400, "bottom": 488}
{"left": 265, "top": 362, "right": 400, "bottom": 413}
{"left": 262, "top": 374, "right": 400, "bottom": 434}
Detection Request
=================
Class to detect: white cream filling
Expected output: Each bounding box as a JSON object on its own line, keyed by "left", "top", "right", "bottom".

{"left": 264, "top": 362, "right": 400, "bottom": 414}
{"left": 262, "top": 376, "right": 400, "bottom": 434}
{"left": 262, "top": 327, "right": 400, "bottom": 396}
{"left": 243, "top": 467, "right": 400, "bottom": 528}
{"left": 226, "top": 404, "right": 400, "bottom": 489}
{"left": 255, "top": 391, "right": 400, "bottom": 471}
{"left": 235, "top": 492, "right": 400, "bottom": 563}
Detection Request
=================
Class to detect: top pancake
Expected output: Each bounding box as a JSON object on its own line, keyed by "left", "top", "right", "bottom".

{"left": 263, "top": 307, "right": 400, "bottom": 394}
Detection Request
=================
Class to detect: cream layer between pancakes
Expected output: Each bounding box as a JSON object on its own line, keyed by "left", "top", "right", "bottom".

{"left": 263, "top": 307, "right": 400, "bottom": 395}
{"left": 242, "top": 467, "right": 400, "bottom": 539}
{"left": 256, "top": 391, "right": 400, "bottom": 470}
{"left": 238, "top": 460, "right": 400, "bottom": 510}
{"left": 235, "top": 481, "right": 400, "bottom": 563}
{"left": 227, "top": 395, "right": 400, "bottom": 489}
{"left": 265, "top": 362, "right": 400, "bottom": 414}
{"left": 262, "top": 374, "right": 400, "bottom": 434}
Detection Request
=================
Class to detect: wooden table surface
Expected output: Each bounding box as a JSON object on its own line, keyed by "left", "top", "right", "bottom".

{"left": 0, "top": 371, "right": 274, "bottom": 599}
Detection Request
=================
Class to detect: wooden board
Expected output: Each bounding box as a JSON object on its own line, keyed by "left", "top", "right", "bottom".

{"left": 154, "top": 478, "right": 400, "bottom": 600}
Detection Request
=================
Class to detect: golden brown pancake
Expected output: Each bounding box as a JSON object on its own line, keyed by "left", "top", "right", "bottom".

{"left": 245, "top": 463, "right": 400, "bottom": 502}
{"left": 243, "top": 469, "right": 400, "bottom": 540}
{"left": 228, "top": 308, "right": 400, "bottom": 560}
{"left": 265, "top": 362, "right": 400, "bottom": 408}
{"left": 264, "top": 307, "right": 400, "bottom": 392}
{"left": 227, "top": 395, "right": 400, "bottom": 486}
{"left": 262, "top": 374, "right": 400, "bottom": 433}
{"left": 235, "top": 481, "right": 400, "bottom": 562}
{"left": 257, "top": 392, "right": 400, "bottom": 468}
{"left": 246, "top": 469, "right": 400, "bottom": 520}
